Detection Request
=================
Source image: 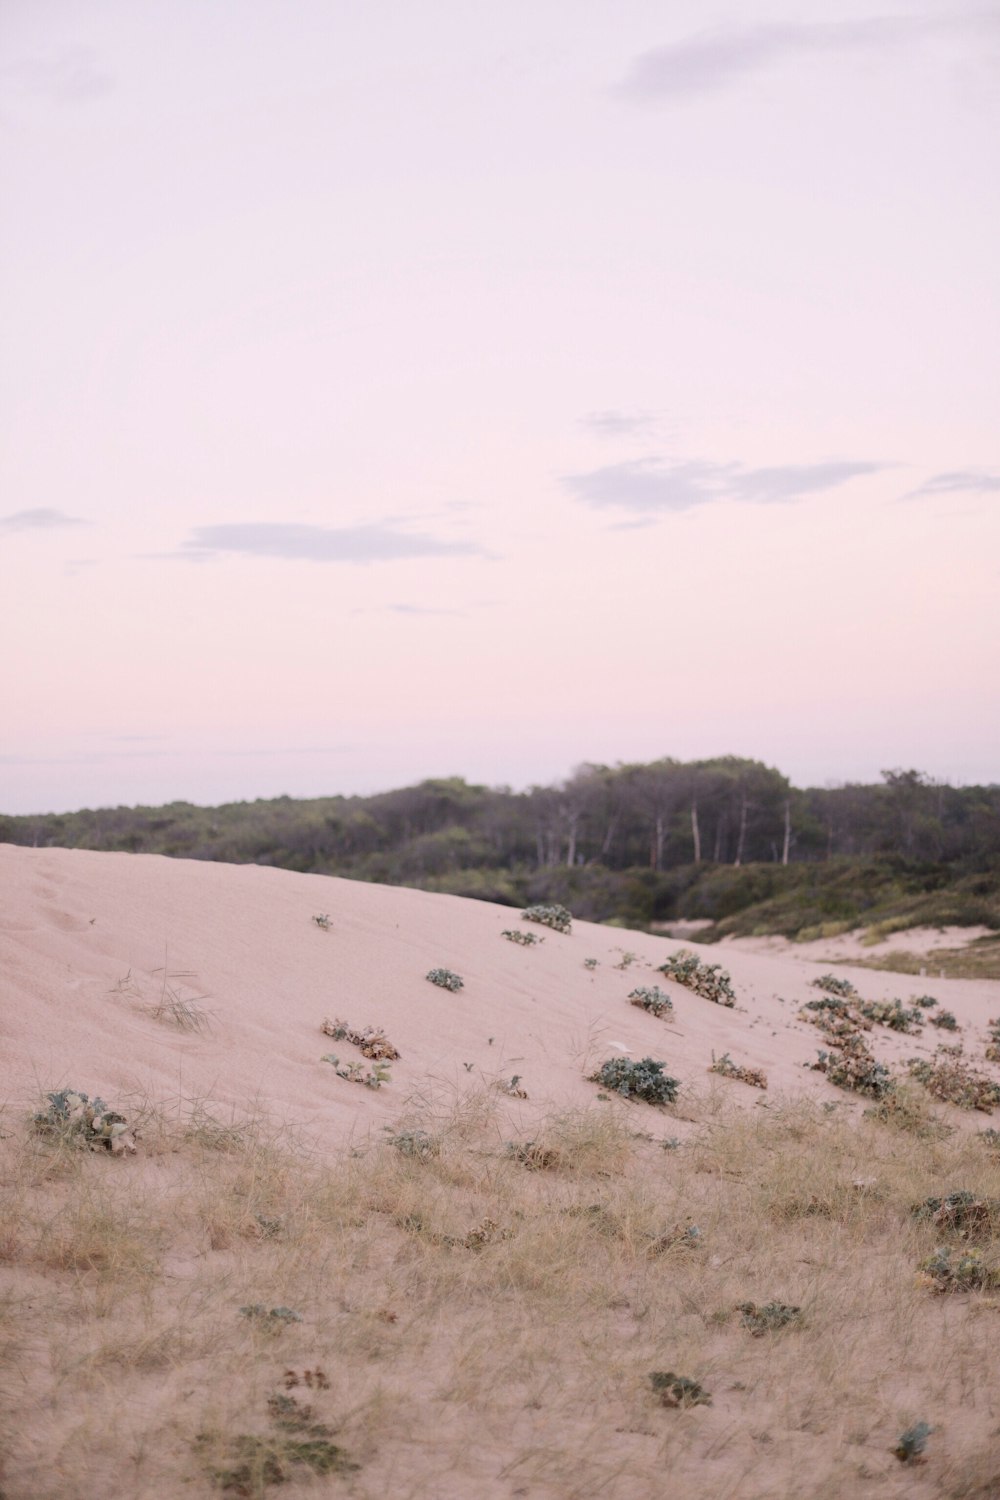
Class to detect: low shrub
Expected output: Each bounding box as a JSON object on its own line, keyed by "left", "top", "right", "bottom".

{"left": 736, "top": 1301, "right": 802, "bottom": 1336}
{"left": 859, "top": 999, "right": 923, "bottom": 1033}
{"left": 649, "top": 1372, "right": 711, "bottom": 1408}
{"left": 588, "top": 1057, "right": 679, "bottom": 1105}
{"left": 33, "top": 1088, "right": 136, "bottom": 1156}
{"left": 320, "top": 1019, "right": 400, "bottom": 1060}
{"left": 426, "top": 968, "right": 464, "bottom": 992}
{"left": 812, "top": 974, "right": 858, "bottom": 999}
{"left": 908, "top": 1050, "right": 1000, "bottom": 1112}
{"left": 501, "top": 928, "right": 540, "bottom": 946}
{"left": 928, "top": 1009, "right": 959, "bottom": 1031}
{"left": 657, "top": 950, "right": 735, "bottom": 1006}
{"left": 321, "top": 1056, "right": 391, "bottom": 1088}
{"left": 522, "top": 903, "right": 572, "bottom": 934}
{"left": 916, "top": 1246, "right": 1000, "bottom": 1293}
{"left": 911, "top": 1191, "right": 1000, "bottom": 1239}
{"left": 893, "top": 1422, "right": 932, "bottom": 1463}
{"left": 628, "top": 985, "right": 673, "bottom": 1018}
{"left": 812, "top": 1036, "right": 893, "bottom": 1099}
{"left": 709, "top": 1053, "right": 767, "bottom": 1090}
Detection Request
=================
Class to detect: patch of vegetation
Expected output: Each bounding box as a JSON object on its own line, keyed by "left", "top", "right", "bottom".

{"left": 736, "top": 1301, "right": 802, "bottom": 1336}
{"left": 858, "top": 998, "right": 923, "bottom": 1033}
{"left": 501, "top": 928, "right": 540, "bottom": 946}
{"left": 33, "top": 1088, "right": 136, "bottom": 1155}
{"left": 914, "top": 994, "right": 939, "bottom": 1008}
{"left": 522, "top": 903, "right": 572, "bottom": 934}
{"left": 863, "top": 1087, "right": 951, "bottom": 1139}
{"left": 649, "top": 1371, "right": 711, "bottom": 1408}
{"left": 311, "top": 913, "right": 332, "bottom": 931}
{"left": 386, "top": 1129, "right": 440, "bottom": 1159}
{"left": 893, "top": 1422, "right": 932, "bottom": 1464}
{"left": 506, "top": 1140, "right": 561, "bottom": 1170}
{"left": 426, "top": 967, "right": 464, "bottom": 992}
{"left": 709, "top": 1053, "right": 767, "bottom": 1090}
{"left": 812, "top": 974, "right": 859, "bottom": 999}
{"left": 628, "top": 985, "right": 674, "bottom": 1018}
{"left": 320, "top": 1019, "right": 400, "bottom": 1060}
{"left": 986, "top": 1019, "right": 1000, "bottom": 1063}
{"left": 320, "top": 1056, "right": 391, "bottom": 1088}
{"left": 812, "top": 1037, "right": 893, "bottom": 1099}
{"left": 239, "top": 1305, "right": 303, "bottom": 1326}
{"left": 908, "top": 1049, "right": 1000, "bottom": 1112}
{"left": 916, "top": 1247, "right": 1000, "bottom": 1293}
{"left": 583, "top": 957, "right": 598, "bottom": 969}
{"left": 928, "top": 1008, "right": 959, "bottom": 1031}
{"left": 588, "top": 1057, "right": 679, "bottom": 1105}
{"left": 198, "top": 1391, "right": 356, "bottom": 1493}
{"left": 657, "top": 950, "right": 735, "bottom": 1006}
{"left": 980, "top": 1128, "right": 1000, "bottom": 1155}
{"left": 911, "top": 1191, "right": 1000, "bottom": 1239}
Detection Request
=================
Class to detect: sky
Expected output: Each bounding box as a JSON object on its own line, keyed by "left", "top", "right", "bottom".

{"left": 2, "top": 1, "right": 998, "bottom": 815}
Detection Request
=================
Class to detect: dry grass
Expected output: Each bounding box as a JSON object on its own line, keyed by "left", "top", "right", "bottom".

{"left": 2, "top": 1086, "right": 1000, "bottom": 1499}
{"left": 848, "top": 936, "right": 1000, "bottom": 982}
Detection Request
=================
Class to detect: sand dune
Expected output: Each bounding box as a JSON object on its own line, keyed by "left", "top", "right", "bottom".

{"left": 2, "top": 843, "right": 998, "bottom": 1139}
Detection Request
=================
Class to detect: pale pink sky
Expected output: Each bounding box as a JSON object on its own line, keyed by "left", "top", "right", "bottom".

{"left": 2, "top": 1, "right": 998, "bottom": 814}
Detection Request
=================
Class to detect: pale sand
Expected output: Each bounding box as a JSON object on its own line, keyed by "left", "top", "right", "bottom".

{"left": 2, "top": 844, "right": 999, "bottom": 1140}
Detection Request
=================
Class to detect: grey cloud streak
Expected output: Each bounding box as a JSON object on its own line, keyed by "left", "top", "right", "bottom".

{"left": 903, "top": 470, "right": 1000, "bottom": 499}
{"left": 1, "top": 508, "right": 89, "bottom": 533}
{"left": 617, "top": 14, "right": 1000, "bottom": 102}
{"left": 172, "top": 520, "right": 488, "bottom": 563}
{"left": 580, "top": 409, "right": 657, "bottom": 438}
{"left": 562, "top": 457, "right": 882, "bottom": 515}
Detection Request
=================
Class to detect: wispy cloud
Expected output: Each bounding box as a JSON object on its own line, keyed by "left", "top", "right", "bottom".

{"left": 158, "top": 520, "right": 488, "bottom": 564}
{"left": 563, "top": 457, "right": 882, "bottom": 515}
{"left": 580, "top": 409, "right": 657, "bottom": 439}
{"left": 1, "top": 508, "right": 89, "bottom": 533}
{"left": 617, "top": 15, "right": 999, "bottom": 102}
{"left": 903, "top": 469, "right": 1000, "bottom": 499}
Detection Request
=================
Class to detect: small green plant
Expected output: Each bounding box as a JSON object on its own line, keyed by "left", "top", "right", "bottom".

{"left": 583, "top": 957, "right": 598, "bottom": 970}
{"left": 911, "top": 1191, "right": 1000, "bottom": 1239}
{"left": 311, "top": 913, "right": 332, "bottom": 931}
{"left": 320, "top": 1018, "right": 400, "bottom": 1059}
{"left": 649, "top": 1371, "right": 711, "bottom": 1408}
{"left": 986, "top": 1018, "right": 1000, "bottom": 1062}
{"left": 386, "top": 1129, "right": 440, "bottom": 1159}
{"left": 914, "top": 995, "right": 939, "bottom": 1008}
{"left": 657, "top": 950, "right": 735, "bottom": 1006}
{"left": 506, "top": 1140, "right": 561, "bottom": 1170}
{"left": 928, "top": 1009, "right": 959, "bottom": 1031}
{"left": 321, "top": 1056, "right": 391, "bottom": 1088}
{"left": 426, "top": 967, "right": 464, "bottom": 992}
{"left": 893, "top": 1422, "right": 932, "bottom": 1463}
{"left": 859, "top": 999, "right": 923, "bottom": 1033}
{"left": 628, "top": 985, "right": 674, "bottom": 1018}
{"left": 239, "top": 1305, "right": 303, "bottom": 1325}
{"left": 736, "top": 1301, "right": 802, "bottom": 1336}
{"left": 522, "top": 903, "right": 572, "bottom": 934}
{"left": 812, "top": 974, "right": 859, "bottom": 999}
{"left": 917, "top": 1247, "right": 1000, "bottom": 1293}
{"left": 198, "top": 1390, "right": 356, "bottom": 1493}
{"left": 980, "top": 1127, "right": 1000, "bottom": 1155}
{"left": 588, "top": 1057, "right": 679, "bottom": 1105}
{"left": 812, "top": 1035, "right": 893, "bottom": 1099}
{"left": 613, "top": 949, "right": 640, "bottom": 970}
{"left": 710, "top": 1053, "right": 768, "bottom": 1090}
{"left": 497, "top": 1075, "right": 528, "bottom": 1099}
{"left": 33, "top": 1088, "right": 136, "bottom": 1155}
{"left": 909, "top": 1050, "right": 1000, "bottom": 1112}
{"left": 501, "top": 928, "right": 540, "bottom": 946}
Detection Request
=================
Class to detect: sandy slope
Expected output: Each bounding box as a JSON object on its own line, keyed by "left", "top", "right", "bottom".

{"left": 3, "top": 844, "right": 999, "bottom": 1139}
